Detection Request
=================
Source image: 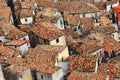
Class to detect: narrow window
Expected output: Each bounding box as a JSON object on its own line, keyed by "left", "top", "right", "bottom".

{"left": 0, "top": 40, "right": 2, "bottom": 42}
{"left": 56, "top": 38, "right": 59, "bottom": 43}
{"left": 41, "top": 75, "right": 43, "bottom": 79}
{"left": 25, "top": 19, "right": 27, "bottom": 22}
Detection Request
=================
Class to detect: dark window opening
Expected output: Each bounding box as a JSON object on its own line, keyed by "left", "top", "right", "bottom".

{"left": 41, "top": 75, "right": 43, "bottom": 79}
{"left": 23, "top": 38, "right": 26, "bottom": 40}
{"left": 0, "top": 40, "right": 2, "bottom": 42}
{"left": 74, "top": 28, "right": 77, "bottom": 31}
{"left": 56, "top": 38, "right": 59, "bottom": 43}
{"left": 25, "top": 19, "right": 27, "bottom": 22}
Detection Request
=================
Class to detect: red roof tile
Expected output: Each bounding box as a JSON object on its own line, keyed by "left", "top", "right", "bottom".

{"left": 32, "top": 22, "right": 64, "bottom": 41}
{"left": 0, "top": 46, "right": 21, "bottom": 57}
{"left": 66, "top": 55, "right": 97, "bottom": 73}
{"left": 4, "top": 40, "right": 29, "bottom": 46}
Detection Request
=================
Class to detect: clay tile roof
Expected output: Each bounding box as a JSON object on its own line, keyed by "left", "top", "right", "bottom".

{"left": 26, "top": 45, "right": 65, "bottom": 74}
{"left": 4, "top": 40, "right": 29, "bottom": 46}
{"left": 54, "top": 2, "right": 99, "bottom": 14}
{"left": 106, "top": 0, "right": 118, "bottom": 5}
{"left": 62, "top": 28, "right": 79, "bottom": 39}
{"left": 68, "top": 15, "right": 80, "bottom": 25}
{"left": 67, "top": 55, "right": 97, "bottom": 73}
{"left": 94, "top": 2, "right": 106, "bottom": 10}
{"left": 88, "top": 32, "right": 106, "bottom": 41}
{"left": 68, "top": 63, "right": 111, "bottom": 80}
{"left": 5, "top": 29, "right": 27, "bottom": 40}
{"left": 0, "top": 3, "right": 11, "bottom": 23}
{"left": 32, "top": 22, "right": 64, "bottom": 41}
{"left": 0, "top": 46, "right": 21, "bottom": 57}
{"left": 108, "top": 56, "right": 120, "bottom": 64}
{"left": 97, "top": 64, "right": 110, "bottom": 79}
{"left": 21, "top": 0, "right": 35, "bottom": 9}
{"left": 20, "top": 8, "right": 33, "bottom": 18}
{"left": 68, "top": 2, "right": 99, "bottom": 14}
{"left": 53, "top": 2, "right": 68, "bottom": 12}
{"left": 36, "top": 0, "right": 54, "bottom": 8}
{"left": 0, "top": 22, "right": 27, "bottom": 40}
{"left": 103, "top": 37, "right": 120, "bottom": 53}
{"left": 80, "top": 18, "right": 94, "bottom": 24}
{"left": 19, "top": 24, "right": 32, "bottom": 33}
{"left": 80, "top": 18, "right": 94, "bottom": 34}
{"left": 3, "top": 64, "right": 29, "bottom": 76}
{"left": 97, "top": 26, "right": 116, "bottom": 35}
{"left": 100, "top": 16, "right": 112, "bottom": 26}
{"left": 68, "top": 71, "right": 106, "bottom": 80}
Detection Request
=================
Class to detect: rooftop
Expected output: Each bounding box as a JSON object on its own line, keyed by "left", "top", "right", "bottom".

{"left": 66, "top": 55, "right": 97, "bottom": 73}
{"left": 4, "top": 40, "right": 29, "bottom": 46}
{"left": 54, "top": 2, "right": 99, "bottom": 14}
{"left": 32, "top": 22, "right": 64, "bottom": 41}
{"left": 20, "top": 8, "right": 33, "bottom": 18}
{"left": 0, "top": 46, "right": 21, "bottom": 57}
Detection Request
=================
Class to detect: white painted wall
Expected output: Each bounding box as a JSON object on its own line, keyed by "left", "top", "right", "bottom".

{"left": 20, "top": 35, "right": 30, "bottom": 47}
{"left": 61, "top": 46, "right": 69, "bottom": 60}
{"left": 90, "top": 48, "right": 104, "bottom": 57}
{"left": 112, "top": 32, "right": 119, "bottom": 42}
{"left": 53, "top": 17, "right": 65, "bottom": 30}
{"left": 20, "top": 17, "right": 33, "bottom": 24}
{"left": 20, "top": 35, "right": 29, "bottom": 40}
{"left": 85, "top": 13, "right": 95, "bottom": 18}
{"left": 0, "top": 64, "right": 5, "bottom": 80}
{"left": 80, "top": 14, "right": 83, "bottom": 18}
{"left": 18, "top": 69, "right": 32, "bottom": 80}
{"left": 0, "top": 36, "right": 10, "bottom": 42}
{"left": 106, "top": 2, "right": 119, "bottom": 12}
{"left": 10, "top": 15, "right": 14, "bottom": 25}
{"left": 52, "top": 69, "right": 64, "bottom": 80}
{"left": 7, "top": 43, "right": 29, "bottom": 57}
{"left": 57, "top": 62, "right": 69, "bottom": 75}
{"left": 50, "top": 36, "right": 66, "bottom": 45}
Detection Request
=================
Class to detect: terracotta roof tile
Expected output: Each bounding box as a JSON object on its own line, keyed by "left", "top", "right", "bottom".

{"left": 54, "top": 2, "right": 99, "bottom": 14}
{"left": 3, "top": 64, "right": 29, "bottom": 75}
{"left": 32, "top": 22, "right": 64, "bottom": 41}
{"left": 4, "top": 40, "right": 29, "bottom": 46}
{"left": 19, "top": 24, "right": 32, "bottom": 33}
{"left": 0, "top": 3, "right": 11, "bottom": 23}
{"left": 100, "top": 16, "right": 112, "bottom": 26}
{"left": 36, "top": 0, "right": 54, "bottom": 8}
{"left": 5, "top": 29, "right": 27, "bottom": 40}
{"left": 68, "top": 71, "right": 106, "bottom": 80}
{"left": 0, "top": 46, "right": 21, "bottom": 57}
{"left": 68, "top": 15, "right": 80, "bottom": 25}
{"left": 104, "top": 37, "right": 120, "bottom": 53}
{"left": 26, "top": 45, "right": 65, "bottom": 74}
{"left": 21, "top": 0, "right": 35, "bottom": 9}
{"left": 106, "top": 0, "right": 118, "bottom": 5}
{"left": 20, "top": 8, "right": 33, "bottom": 18}
{"left": 80, "top": 18, "right": 94, "bottom": 34}
{"left": 67, "top": 38, "right": 102, "bottom": 55}
{"left": 66, "top": 55, "right": 97, "bottom": 73}
{"left": 94, "top": 2, "right": 106, "bottom": 10}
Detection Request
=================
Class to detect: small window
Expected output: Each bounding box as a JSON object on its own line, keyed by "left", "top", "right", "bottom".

{"left": 0, "top": 40, "right": 2, "bottom": 42}
{"left": 41, "top": 75, "right": 43, "bottom": 79}
{"left": 56, "top": 38, "right": 59, "bottom": 43}
{"left": 23, "top": 38, "right": 26, "bottom": 40}
{"left": 74, "top": 28, "right": 77, "bottom": 31}
{"left": 25, "top": 19, "right": 27, "bottom": 22}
